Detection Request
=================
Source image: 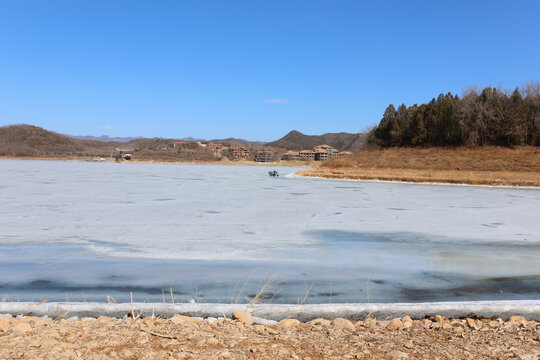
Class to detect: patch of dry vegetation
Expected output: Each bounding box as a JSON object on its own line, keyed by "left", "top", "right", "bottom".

{"left": 300, "top": 147, "right": 540, "bottom": 186}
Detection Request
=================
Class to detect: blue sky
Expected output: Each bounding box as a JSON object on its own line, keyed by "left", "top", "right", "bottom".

{"left": 1, "top": 1, "right": 539, "bottom": 141}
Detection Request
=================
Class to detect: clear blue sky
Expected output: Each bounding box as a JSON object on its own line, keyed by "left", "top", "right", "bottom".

{"left": 1, "top": 1, "right": 539, "bottom": 141}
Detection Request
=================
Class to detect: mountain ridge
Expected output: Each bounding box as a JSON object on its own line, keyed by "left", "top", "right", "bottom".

{"left": 0, "top": 124, "right": 365, "bottom": 157}
{"left": 265, "top": 130, "right": 366, "bottom": 152}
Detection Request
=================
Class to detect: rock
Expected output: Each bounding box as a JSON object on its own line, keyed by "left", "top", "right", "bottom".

{"left": 450, "top": 319, "right": 465, "bottom": 327}
{"left": 332, "top": 318, "right": 355, "bottom": 330}
{"left": 378, "top": 320, "right": 390, "bottom": 328}
{"left": 277, "top": 319, "right": 301, "bottom": 327}
{"left": 363, "top": 318, "right": 376, "bottom": 328}
{"left": 402, "top": 320, "right": 413, "bottom": 329}
{"left": 308, "top": 318, "right": 331, "bottom": 326}
{"left": 434, "top": 315, "right": 444, "bottom": 323}
{"left": 232, "top": 311, "right": 253, "bottom": 325}
{"left": 170, "top": 314, "right": 200, "bottom": 325}
{"left": 401, "top": 316, "right": 412, "bottom": 323}
{"left": 412, "top": 320, "right": 424, "bottom": 329}
{"left": 508, "top": 316, "right": 527, "bottom": 325}
{"left": 386, "top": 318, "right": 403, "bottom": 331}
{"left": 488, "top": 320, "right": 501, "bottom": 328}
{"left": 442, "top": 322, "right": 452, "bottom": 330}
{"left": 466, "top": 318, "right": 476, "bottom": 329}
{"left": 404, "top": 341, "right": 414, "bottom": 349}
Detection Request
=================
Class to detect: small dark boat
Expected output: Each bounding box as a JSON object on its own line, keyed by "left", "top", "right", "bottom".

{"left": 268, "top": 170, "right": 279, "bottom": 177}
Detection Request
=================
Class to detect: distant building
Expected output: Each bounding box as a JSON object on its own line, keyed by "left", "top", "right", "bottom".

{"left": 207, "top": 142, "right": 223, "bottom": 153}
{"left": 313, "top": 148, "right": 329, "bottom": 161}
{"left": 313, "top": 145, "right": 339, "bottom": 160}
{"left": 282, "top": 144, "right": 340, "bottom": 161}
{"left": 228, "top": 146, "right": 250, "bottom": 159}
{"left": 298, "top": 149, "right": 315, "bottom": 160}
{"left": 281, "top": 150, "right": 299, "bottom": 161}
{"left": 254, "top": 149, "right": 274, "bottom": 162}
{"left": 338, "top": 151, "right": 353, "bottom": 157}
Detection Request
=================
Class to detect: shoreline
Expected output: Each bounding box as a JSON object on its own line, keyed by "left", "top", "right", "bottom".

{"left": 299, "top": 172, "right": 540, "bottom": 190}
{"left": 3, "top": 155, "right": 539, "bottom": 188}
{"left": 298, "top": 167, "right": 540, "bottom": 188}
{"left": 0, "top": 156, "right": 308, "bottom": 167}
{"left": 2, "top": 300, "right": 540, "bottom": 321}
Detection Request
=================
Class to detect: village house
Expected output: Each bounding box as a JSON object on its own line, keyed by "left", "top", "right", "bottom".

{"left": 317, "top": 144, "right": 338, "bottom": 157}
{"left": 254, "top": 149, "right": 274, "bottom": 162}
{"left": 282, "top": 144, "right": 341, "bottom": 161}
{"left": 281, "top": 150, "right": 300, "bottom": 161}
{"left": 228, "top": 146, "right": 250, "bottom": 160}
{"left": 207, "top": 142, "right": 223, "bottom": 153}
{"left": 298, "top": 149, "right": 315, "bottom": 160}
{"left": 338, "top": 151, "right": 353, "bottom": 157}
{"left": 313, "top": 148, "right": 329, "bottom": 161}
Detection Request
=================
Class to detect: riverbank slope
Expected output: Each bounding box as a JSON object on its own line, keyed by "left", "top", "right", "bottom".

{"left": 299, "top": 147, "right": 540, "bottom": 187}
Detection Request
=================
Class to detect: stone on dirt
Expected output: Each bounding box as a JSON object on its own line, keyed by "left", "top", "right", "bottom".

{"left": 386, "top": 318, "right": 403, "bottom": 331}
{"left": 232, "top": 311, "right": 253, "bottom": 325}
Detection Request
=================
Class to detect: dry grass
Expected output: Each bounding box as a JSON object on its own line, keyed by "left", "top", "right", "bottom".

{"left": 300, "top": 147, "right": 540, "bottom": 187}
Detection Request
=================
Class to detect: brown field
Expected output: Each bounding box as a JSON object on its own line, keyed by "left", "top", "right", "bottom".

{"left": 299, "top": 147, "right": 540, "bottom": 187}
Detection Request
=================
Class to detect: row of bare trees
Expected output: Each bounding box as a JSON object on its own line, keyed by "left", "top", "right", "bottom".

{"left": 371, "top": 83, "right": 540, "bottom": 147}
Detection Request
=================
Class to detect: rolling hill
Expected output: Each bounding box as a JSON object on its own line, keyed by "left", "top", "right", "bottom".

{"left": 265, "top": 130, "right": 366, "bottom": 151}
{"left": 0, "top": 124, "right": 116, "bottom": 156}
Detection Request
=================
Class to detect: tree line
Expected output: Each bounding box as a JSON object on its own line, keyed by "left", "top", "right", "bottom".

{"left": 371, "top": 83, "right": 540, "bottom": 147}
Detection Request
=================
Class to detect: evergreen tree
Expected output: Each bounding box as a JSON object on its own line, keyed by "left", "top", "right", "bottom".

{"left": 374, "top": 104, "right": 396, "bottom": 146}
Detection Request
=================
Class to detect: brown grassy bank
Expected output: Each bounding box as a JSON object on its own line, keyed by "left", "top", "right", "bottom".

{"left": 299, "top": 147, "right": 540, "bottom": 187}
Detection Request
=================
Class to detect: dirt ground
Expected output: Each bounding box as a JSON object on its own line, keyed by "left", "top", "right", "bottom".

{"left": 0, "top": 313, "right": 539, "bottom": 359}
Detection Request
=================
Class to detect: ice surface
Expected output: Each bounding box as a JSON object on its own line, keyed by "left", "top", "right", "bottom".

{"left": 1, "top": 160, "right": 539, "bottom": 303}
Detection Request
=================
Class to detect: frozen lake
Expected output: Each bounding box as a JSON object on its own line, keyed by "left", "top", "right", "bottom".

{"left": 1, "top": 159, "right": 540, "bottom": 304}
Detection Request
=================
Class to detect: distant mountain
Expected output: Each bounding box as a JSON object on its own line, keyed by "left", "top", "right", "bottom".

{"left": 0, "top": 124, "right": 366, "bottom": 159}
{"left": 69, "top": 134, "right": 206, "bottom": 143}
{"left": 179, "top": 136, "right": 204, "bottom": 142}
{"left": 67, "top": 135, "right": 144, "bottom": 143}
{"left": 209, "top": 138, "right": 267, "bottom": 146}
{"left": 265, "top": 130, "right": 366, "bottom": 152}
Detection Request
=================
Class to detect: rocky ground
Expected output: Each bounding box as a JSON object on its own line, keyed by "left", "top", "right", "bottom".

{"left": 0, "top": 313, "right": 539, "bottom": 359}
